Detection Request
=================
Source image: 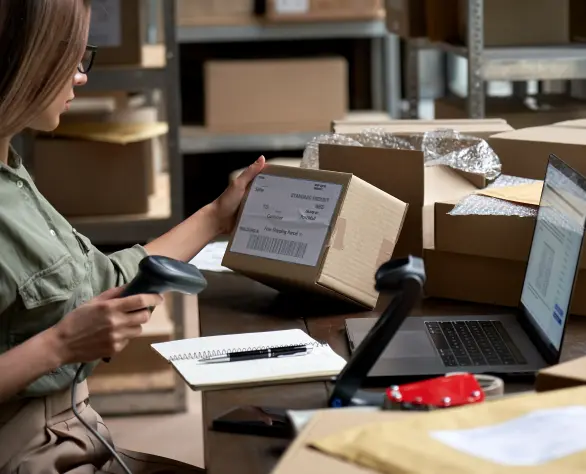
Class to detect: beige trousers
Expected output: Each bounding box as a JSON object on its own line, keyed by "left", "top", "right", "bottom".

{"left": 0, "top": 381, "right": 204, "bottom": 474}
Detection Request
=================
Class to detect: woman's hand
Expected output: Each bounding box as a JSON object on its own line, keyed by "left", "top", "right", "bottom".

{"left": 50, "top": 286, "right": 164, "bottom": 365}
{"left": 209, "top": 155, "right": 266, "bottom": 234}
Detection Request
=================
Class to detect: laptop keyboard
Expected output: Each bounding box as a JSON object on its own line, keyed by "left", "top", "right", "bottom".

{"left": 425, "top": 320, "right": 528, "bottom": 367}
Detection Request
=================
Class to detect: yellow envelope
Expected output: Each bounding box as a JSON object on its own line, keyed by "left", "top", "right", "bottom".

{"left": 47, "top": 121, "right": 169, "bottom": 145}
{"left": 475, "top": 181, "right": 543, "bottom": 207}
{"left": 311, "top": 385, "right": 586, "bottom": 474}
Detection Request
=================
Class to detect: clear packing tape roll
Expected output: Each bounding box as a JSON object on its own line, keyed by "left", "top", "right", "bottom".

{"left": 301, "top": 127, "right": 502, "bottom": 180}
{"left": 450, "top": 174, "right": 539, "bottom": 218}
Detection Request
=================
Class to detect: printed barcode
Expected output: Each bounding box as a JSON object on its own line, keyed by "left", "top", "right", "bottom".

{"left": 246, "top": 234, "right": 307, "bottom": 259}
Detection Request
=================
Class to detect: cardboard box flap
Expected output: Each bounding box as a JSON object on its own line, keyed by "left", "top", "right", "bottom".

{"left": 46, "top": 122, "right": 169, "bottom": 144}
{"left": 318, "top": 176, "right": 408, "bottom": 307}
{"left": 490, "top": 125, "right": 586, "bottom": 146}
{"left": 553, "top": 119, "right": 586, "bottom": 129}
{"left": 477, "top": 182, "right": 543, "bottom": 207}
{"left": 319, "top": 143, "right": 424, "bottom": 205}
{"left": 423, "top": 165, "right": 479, "bottom": 206}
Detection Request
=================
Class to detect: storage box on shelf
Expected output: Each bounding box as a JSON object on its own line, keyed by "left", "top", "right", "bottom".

{"left": 176, "top": 0, "right": 255, "bottom": 26}
{"left": 88, "top": 0, "right": 166, "bottom": 67}
{"left": 33, "top": 122, "right": 168, "bottom": 217}
{"left": 204, "top": 57, "right": 348, "bottom": 134}
{"left": 426, "top": 0, "right": 570, "bottom": 46}
{"left": 385, "top": 0, "right": 426, "bottom": 38}
{"left": 261, "top": 0, "right": 385, "bottom": 23}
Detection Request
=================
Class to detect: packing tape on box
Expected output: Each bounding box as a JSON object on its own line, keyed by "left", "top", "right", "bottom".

{"left": 446, "top": 372, "right": 505, "bottom": 398}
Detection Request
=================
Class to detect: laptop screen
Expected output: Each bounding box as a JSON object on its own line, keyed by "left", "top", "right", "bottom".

{"left": 520, "top": 156, "right": 586, "bottom": 353}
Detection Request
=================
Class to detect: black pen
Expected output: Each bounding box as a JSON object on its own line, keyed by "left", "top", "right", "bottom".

{"left": 198, "top": 344, "right": 314, "bottom": 364}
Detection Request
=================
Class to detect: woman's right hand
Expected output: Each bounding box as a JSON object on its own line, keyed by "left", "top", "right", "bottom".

{"left": 51, "top": 286, "right": 164, "bottom": 365}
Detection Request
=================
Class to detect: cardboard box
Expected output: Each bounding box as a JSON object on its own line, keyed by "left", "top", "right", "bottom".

{"left": 222, "top": 165, "right": 408, "bottom": 309}
{"left": 385, "top": 0, "right": 427, "bottom": 38}
{"left": 424, "top": 249, "right": 586, "bottom": 315}
{"left": 427, "top": 0, "right": 569, "bottom": 46}
{"left": 261, "top": 0, "right": 384, "bottom": 22}
{"left": 319, "top": 144, "right": 480, "bottom": 259}
{"left": 205, "top": 57, "right": 348, "bottom": 133}
{"left": 176, "top": 0, "right": 255, "bottom": 26}
{"left": 429, "top": 199, "right": 586, "bottom": 315}
{"left": 88, "top": 0, "right": 165, "bottom": 67}
{"left": 435, "top": 96, "right": 586, "bottom": 131}
{"left": 536, "top": 356, "right": 586, "bottom": 392}
{"left": 33, "top": 122, "right": 168, "bottom": 217}
{"left": 488, "top": 126, "right": 586, "bottom": 180}
{"left": 331, "top": 118, "right": 513, "bottom": 141}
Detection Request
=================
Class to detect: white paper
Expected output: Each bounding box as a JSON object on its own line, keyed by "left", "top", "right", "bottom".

{"left": 274, "top": 0, "right": 310, "bottom": 14}
{"left": 430, "top": 406, "right": 586, "bottom": 466}
{"left": 189, "top": 241, "right": 231, "bottom": 273}
{"left": 88, "top": 0, "right": 122, "bottom": 47}
{"left": 229, "top": 174, "right": 342, "bottom": 267}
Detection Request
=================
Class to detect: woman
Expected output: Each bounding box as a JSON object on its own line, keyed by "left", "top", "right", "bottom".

{"left": 0, "top": 1, "right": 265, "bottom": 473}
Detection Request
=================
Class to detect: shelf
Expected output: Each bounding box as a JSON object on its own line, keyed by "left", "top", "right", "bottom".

{"left": 436, "top": 43, "right": 586, "bottom": 82}
{"left": 180, "top": 126, "right": 322, "bottom": 153}
{"left": 69, "top": 172, "right": 174, "bottom": 244}
{"left": 177, "top": 19, "right": 387, "bottom": 43}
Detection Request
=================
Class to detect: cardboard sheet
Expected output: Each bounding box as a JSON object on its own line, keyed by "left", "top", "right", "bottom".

{"left": 49, "top": 121, "right": 169, "bottom": 144}
{"left": 310, "top": 386, "right": 586, "bottom": 474}
{"left": 476, "top": 181, "right": 543, "bottom": 207}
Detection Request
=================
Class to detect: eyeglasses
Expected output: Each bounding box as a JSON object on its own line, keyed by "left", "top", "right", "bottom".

{"left": 78, "top": 44, "right": 97, "bottom": 74}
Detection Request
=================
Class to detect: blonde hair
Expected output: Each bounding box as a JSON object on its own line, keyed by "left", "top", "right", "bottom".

{"left": 0, "top": 0, "right": 91, "bottom": 137}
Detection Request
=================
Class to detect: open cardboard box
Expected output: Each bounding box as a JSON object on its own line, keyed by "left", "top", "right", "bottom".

{"left": 222, "top": 165, "right": 408, "bottom": 309}
{"left": 319, "top": 141, "right": 484, "bottom": 258}
{"left": 488, "top": 125, "right": 586, "bottom": 180}
{"left": 427, "top": 199, "right": 586, "bottom": 315}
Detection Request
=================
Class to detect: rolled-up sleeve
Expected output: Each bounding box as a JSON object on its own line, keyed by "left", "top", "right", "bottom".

{"left": 91, "top": 244, "right": 149, "bottom": 295}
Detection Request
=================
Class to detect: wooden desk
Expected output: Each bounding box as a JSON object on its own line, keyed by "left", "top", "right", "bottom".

{"left": 198, "top": 272, "right": 586, "bottom": 474}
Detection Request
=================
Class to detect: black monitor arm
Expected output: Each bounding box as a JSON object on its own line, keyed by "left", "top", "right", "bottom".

{"left": 327, "top": 255, "right": 426, "bottom": 408}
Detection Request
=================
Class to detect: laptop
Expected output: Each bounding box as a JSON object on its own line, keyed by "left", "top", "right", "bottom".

{"left": 345, "top": 154, "right": 586, "bottom": 383}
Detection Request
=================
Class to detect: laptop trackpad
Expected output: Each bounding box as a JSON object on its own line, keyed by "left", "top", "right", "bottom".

{"left": 383, "top": 331, "right": 436, "bottom": 358}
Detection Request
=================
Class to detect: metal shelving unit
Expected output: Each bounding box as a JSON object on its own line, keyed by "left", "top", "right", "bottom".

{"left": 178, "top": 19, "right": 402, "bottom": 154}
{"left": 405, "top": 0, "right": 586, "bottom": 118}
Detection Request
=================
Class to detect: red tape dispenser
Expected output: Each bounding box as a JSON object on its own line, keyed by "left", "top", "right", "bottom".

{"left": 384, "top": 373, "right": 485, "bottom": 411}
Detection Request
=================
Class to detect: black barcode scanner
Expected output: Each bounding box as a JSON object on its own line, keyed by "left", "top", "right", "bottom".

{"left": 72, "top": 255, "right": 208, "bottom": 474}
{"left": 120, "top": 255, "right": 208, "bottom": 298}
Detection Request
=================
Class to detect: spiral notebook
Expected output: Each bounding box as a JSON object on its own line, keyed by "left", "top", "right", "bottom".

{"left": 150, "top": 329, "right": 347, "bottom": 391}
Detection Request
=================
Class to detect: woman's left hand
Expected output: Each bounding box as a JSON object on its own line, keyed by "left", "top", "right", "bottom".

{"left": 210, "top": 156, "right": 266, "bottom": 234}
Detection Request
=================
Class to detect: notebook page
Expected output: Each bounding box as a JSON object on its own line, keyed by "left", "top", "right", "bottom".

{"left": 151, "top": 329, "right": 346, "bottom": 388}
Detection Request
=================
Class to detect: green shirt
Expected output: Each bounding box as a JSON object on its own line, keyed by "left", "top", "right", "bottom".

{"left": 0, "top": 148, "right": 148, "bottom": 398}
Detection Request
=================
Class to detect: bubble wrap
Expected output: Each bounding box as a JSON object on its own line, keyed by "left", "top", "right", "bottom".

{"left": 355, "top": 127, "right": 418, "bottom": 150}
{"left": 300, "top": 133, "right": 362, "bottom": 169}
{"left": 422, "top": 129, "right": 501, "bottom": 180}
{"left": 301, "top": 127, "right": 502, "bottom": 181}
{"left": 449, "top": 175, "right": 538, "bottom": 218}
